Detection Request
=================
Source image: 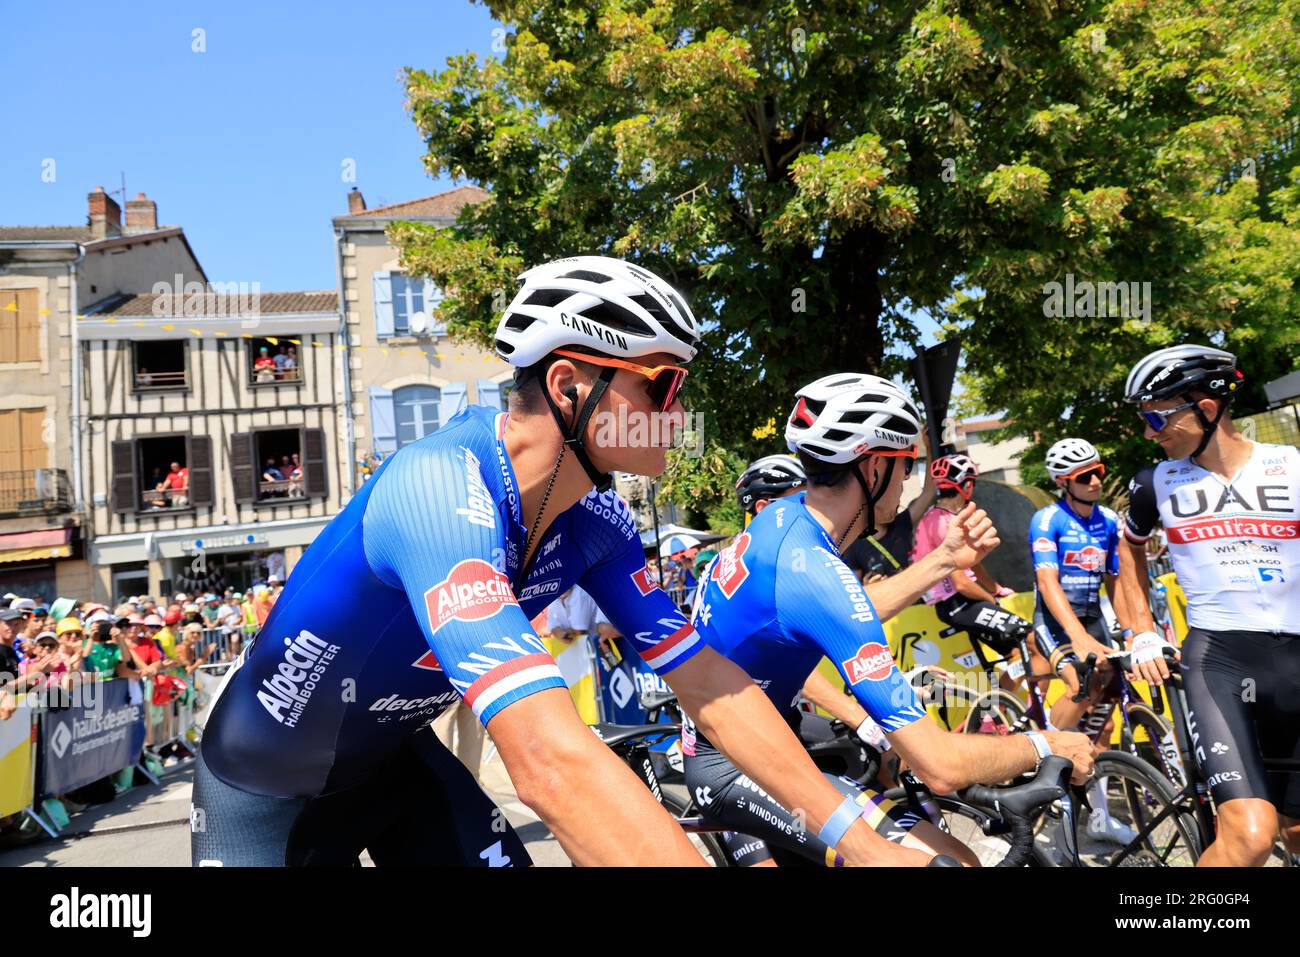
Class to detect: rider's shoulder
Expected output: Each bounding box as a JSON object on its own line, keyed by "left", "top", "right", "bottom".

{"left": 1030, "top": 502, "right": 1060, "bottom": 531}
{"left": 570, "top": 487, "right": 639, "bottom": 541}
{"left": 1098, "top": 504, "right": 1120, "bottom": 523}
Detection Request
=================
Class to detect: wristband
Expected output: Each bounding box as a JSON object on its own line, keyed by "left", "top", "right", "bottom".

{"left": 1121, "top": 628, "right": 1134, "bottom": 640}
{"left": 816, "top": 795, "right": 862, "bottom": 850}
{"left": 1024, "top": 730, "right": 1052, "bottom": 769}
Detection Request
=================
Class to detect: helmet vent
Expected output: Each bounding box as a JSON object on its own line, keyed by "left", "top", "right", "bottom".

{"left": 525, "top": 289, "right": 572, "bottom": 308}
{"left": 821, "top": 428, "right": 853, "bottom": 442}
{"left": 558, "top": 270, "right": 611, "bottom": 283}
{"left": 503, "top": 312, "right": 540, "bottom": 333}
{"left": 582, "top": 301, "right": 654, "bottom": 337}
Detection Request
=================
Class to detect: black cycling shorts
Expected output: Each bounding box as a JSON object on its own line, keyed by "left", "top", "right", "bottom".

{"left": 1181, "top": 627, "right": 1300, "bottom": 818}
{"left": 934, "top": 595, "right": 1031, "bottom": 656}
{"left": 1032, "top": 612, "right": 1111, "bottom": 676}
{"left": 683, "top": 733, "right": 926, "bottom": 867}
{"left": 190, "top": 726, "right": 531, "bottom": 867}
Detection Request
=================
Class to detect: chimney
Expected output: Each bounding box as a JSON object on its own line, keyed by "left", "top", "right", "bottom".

{"left": 347, "top": 188, "right": 366, "bottom": 214}
{"left": 87, "top": 186, "right": 121, "bottom": 239}
{"left": 124, "top": 192, "right": 158, "bottom": 232}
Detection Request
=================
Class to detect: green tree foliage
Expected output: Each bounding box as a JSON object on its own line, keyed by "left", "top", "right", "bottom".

{"left": 395, "top": 0, "right": 1300, "bottom": 491}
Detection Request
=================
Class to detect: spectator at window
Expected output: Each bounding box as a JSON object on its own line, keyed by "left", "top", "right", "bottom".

{"left": 262, "top": 457, "right": 284, "bottom": 497}
{"left": 273, "top": 346, "right": 291, "bottom": 379}
{"left": 138, "top": 367, "right": 153, "bottom": 387}
{"left": 282, "top": 346, "right": 298, "bottom": 379}
{"left": 253, "top": 346, "right": 276, "bottom": 383}
{"left": 162, "top": 461, "right": 189, "bottom": 508}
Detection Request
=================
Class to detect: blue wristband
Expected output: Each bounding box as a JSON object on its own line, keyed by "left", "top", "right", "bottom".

{"left": 817, "top": 795, "right": 862, "bottom": 850}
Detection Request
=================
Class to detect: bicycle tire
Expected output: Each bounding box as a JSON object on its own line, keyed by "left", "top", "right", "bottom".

{"left": 1081, "top": 750, "right": 1203, "bottom": 867}
{"left": 658, "top": 789, "right": 734, "bottom": 867}
{"left": 1123, "top": 702, "right": 1188, "bottom": 789}
{"left": 959, "top": 687, "right": 1035, "bottom": 735}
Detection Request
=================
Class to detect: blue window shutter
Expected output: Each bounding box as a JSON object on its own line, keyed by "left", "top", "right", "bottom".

{"left": 372, "top": 271, "right": 394, "bottom": 339}
{"left": 477, "top": 378, "right": 502, "bottom": 410}
{"left": 423, "top": 279, "right": 446, "bottom": 336}
{"left": 368, "top": 386, "right": 397, "bottom": 456}
{"left": 438, "top": 382, "right": 467, "bottom": 428}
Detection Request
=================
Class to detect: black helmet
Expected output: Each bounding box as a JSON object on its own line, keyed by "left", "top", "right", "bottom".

{"left": 736, "top": 455, "right": 806, "bottom": 514}
{"left": 1124, "top": 345, "right": 1243, "bottom": 404}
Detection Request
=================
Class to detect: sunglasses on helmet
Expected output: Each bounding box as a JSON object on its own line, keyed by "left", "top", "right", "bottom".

{"left": 1137, "top": 400, "right": 1196, "bottom": 433}
{"left": 552, "top": 349, "right": 688, "bottom": 414}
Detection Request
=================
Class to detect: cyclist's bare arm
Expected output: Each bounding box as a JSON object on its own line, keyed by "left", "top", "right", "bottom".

{"left": 887, "top": 713, "right": 1094, "bottom": 790}
{"left": 1116, "top": 539, "right": 1173, "bottom": 683}
{"left": 866, "top": 503, "right": 1000, "bottom": 618}
{"left": 669, "top": 646, "right": 931, "bottom": 866}
{"left": 801, "top": 669, "right": 868, "bottom": 728}
{"left": 1103, "top": 572, "right": 1128, "bottom": 634}
{"left": 905, "top": 445, "right": 938, "bottom": 525}
{"left": 487, "top": 687, "right": 707, "bottom": 866}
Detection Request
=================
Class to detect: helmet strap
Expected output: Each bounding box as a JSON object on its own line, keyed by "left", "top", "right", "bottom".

{"left": 1187, "top": 392, "right": 1227, "bottom": 460}
{"left": 540, "top": 366, "right": 616, "bottom": 493}
{"left": 838, "top": 456, "right": 894, "bottom": 550}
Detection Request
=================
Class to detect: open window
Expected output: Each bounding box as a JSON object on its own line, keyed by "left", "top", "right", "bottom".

{"left": 111, "top": 434, "right": 213, "bottom": 513}
{"left": 132, "top": 340, "right": 188, "bottom": 392}
{"left": 229, "top": 427, "right": 328, "bottom": 505}
{"left": 247, "top": 336, "right": 303, "bottom": 387}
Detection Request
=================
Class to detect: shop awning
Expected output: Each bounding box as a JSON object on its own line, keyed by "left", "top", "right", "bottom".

{"left": 0, "top": 528, "right": 72, "bottom": 565}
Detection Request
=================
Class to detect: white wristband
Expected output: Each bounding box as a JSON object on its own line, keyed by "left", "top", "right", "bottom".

{"left": 1024, "top": 730, "right": 1052, "bottom": 769}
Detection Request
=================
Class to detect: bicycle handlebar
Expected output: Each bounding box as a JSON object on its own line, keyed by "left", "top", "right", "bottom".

{"left": 962, "top": 755, "right": 1073, "bottom": 868}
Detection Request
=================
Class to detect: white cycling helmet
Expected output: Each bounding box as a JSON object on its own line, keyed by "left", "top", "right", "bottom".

{"left": 494, "top": 255, "right": 700, "bottom": 367}
{"left": 1045, "top": 438, "right": 1102, "bottom": 478}
{"left": 784, "top": 374, "right": 923, "bottom": 464}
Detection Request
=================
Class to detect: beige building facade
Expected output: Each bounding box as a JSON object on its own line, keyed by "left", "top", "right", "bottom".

{"left": 332, "top": 186, "right": 513, "bottom": 494}
{"left": 0, "top": 187, "right": 206, "bottom": 602}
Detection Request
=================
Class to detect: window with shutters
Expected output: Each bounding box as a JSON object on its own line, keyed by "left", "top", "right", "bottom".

{"left": 247, "top": 336, "right": 303, "bottom": 388}
{"left": 234, "top": 427, "right": 329, "bottom": 506}
{"left": 127, "top": 434, "right": 214, "bottom": 513}
{"left": 394, "top": 385, "right": 441, "bottom": 448}
{"left": 132, "top": 340, "right": 188, "bottom": 392}
{"left": 0, "top": 289, "right": 42, "bottom": 364}
{"left": 0, "top": 408, "right": 50, "bottom": 512}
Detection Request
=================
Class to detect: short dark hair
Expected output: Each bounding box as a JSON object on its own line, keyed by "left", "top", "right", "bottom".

{"left": 509, "top": 351, "right": 602, "bottom": 414}
{"left": 794, "top": 450, "right": 857, "bottom": 489}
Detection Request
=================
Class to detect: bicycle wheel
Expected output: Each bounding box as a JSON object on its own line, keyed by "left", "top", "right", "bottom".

{"left": 1123, "top": 702, "right": 1188, "bottom": 788}
{"left": 881, "top": 788, "right": 1013, "bottom": 867}
{"left": 959, "top": 688, "right": 1034, "bottom": 735}
{"left": 658, "top": 788, "right": 734, "bottom": 867}
{"left": 1080, "top": 751, "right": 1202, "bottom": 867}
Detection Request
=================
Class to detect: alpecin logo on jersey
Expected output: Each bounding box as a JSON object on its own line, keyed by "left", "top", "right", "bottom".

{"left": 423, "top": 559, "right": 517, "bottom": 637}
{"left": 841, "top": 641, "right": 894, "bottom": 685}
{"left": 1032, "top": 537, "right": 1057, "bottom": 553}
{"left": 411, "top": 649, "right": 443, "bottom": 671}
{"left": 1063, "top": 546, "right": 1106, "bottom": 571}
{"left": 711, "top": 532, "right": 752, "bottom": 599}
{"left": 631, "top": 564, "right": 657, "bottom": 596}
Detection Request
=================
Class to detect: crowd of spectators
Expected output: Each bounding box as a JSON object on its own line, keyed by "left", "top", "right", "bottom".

{"left": 253, "top": 344, "right": 299, "bottom": 383}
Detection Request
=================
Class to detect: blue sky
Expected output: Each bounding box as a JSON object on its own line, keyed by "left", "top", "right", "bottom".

{"left": 0, "top": 1, "right": 950, "bottom": 350}
{"left": 1, "top": 0, "right": 499, "bottom": 290}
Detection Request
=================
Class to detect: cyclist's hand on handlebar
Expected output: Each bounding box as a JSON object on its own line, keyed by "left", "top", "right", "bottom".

{"left": 1042, "top": 731, "right": 1094, "bottom": 784}
{"left": 940, "top": 503, "right": 1000, "bottom": 571}
{"left": 1127, "top": 631, "right": 1178, "bottom": 686}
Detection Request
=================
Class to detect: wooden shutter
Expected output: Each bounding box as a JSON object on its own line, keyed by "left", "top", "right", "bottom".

{"left": 476, "top": 379, "right": 501, "bottom": 411}
{"left": 187, "top": 435, "right": 213, "bottom": 507}
{"left": 367, "top": 387, "right": 397, "bottom": 456}
{"left": 229, "top": 432, "right": 257, "bottom": 503}
{"left": 302, "top": 428, "right": 328, "bottom": 498}
{"left": 372, "top": 271, "right": 394, "bottom": 338}
{"left": 111, "top": 440, "right": 138, "bottom": 513}
{"left": 16, "top": 290, "right": 40, "bottom": 363}
{"left": 0, "top": 292, "right": 18, "bottom": 362}
{"left": 424, "top": 278, "right": 446, "bottom": 335}
{"left": 437, "top": 382, "right": 467, "bottom": 428}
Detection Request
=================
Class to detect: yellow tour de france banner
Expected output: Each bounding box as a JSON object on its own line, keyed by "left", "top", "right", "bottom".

{"left": 0, "top": 694, "right": 37, "bottom": 818}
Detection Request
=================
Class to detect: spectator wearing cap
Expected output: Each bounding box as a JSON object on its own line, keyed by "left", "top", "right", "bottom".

{"left": 17, "top": 632, "right": 73, "bottom": 696}
{"left": 0, "top": 608, "right": 26, "bottom": 716}
{"left": 81, "top": 616, "right": 134, "bottom": 680}
{"left": 201, "top": 594, "right": 221, "bottom": 628}
{"left": 148, "top": 613, "right": 178, "bottom": 663}
{"left": 252, "top": 584, "right": 275, "bottom": 627}
{"left": 55, "top": 618, "right": 86, "bottom": 678}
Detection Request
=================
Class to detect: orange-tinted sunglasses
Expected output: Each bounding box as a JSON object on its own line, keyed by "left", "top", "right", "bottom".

{"left": 552, "top": 349, "right": 689, "bottom": 413}
{"left": 1066, "top": 463, "right": 1106, "bottom": 483}
{"left": 869, "top": 446, "right": 919, "bottom": 478}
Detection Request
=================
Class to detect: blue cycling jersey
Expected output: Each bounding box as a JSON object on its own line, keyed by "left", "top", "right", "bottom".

{"left": 202, "top": 405, "right": 703, "bottom": 798}
{"left": 1029, "top": 498, "right": 1119, "bottom": 621}
{"left": 690, "top": 493, "right": 926, "bottom": 734}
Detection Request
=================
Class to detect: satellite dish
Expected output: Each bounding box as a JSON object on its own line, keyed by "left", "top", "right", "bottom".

{"left": 408, "top": 311, "right": 430, "bottom": 335}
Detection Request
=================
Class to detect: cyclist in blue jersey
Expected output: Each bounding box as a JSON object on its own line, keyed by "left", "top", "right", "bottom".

{"left": 1117, "top": 345, "right": 1300, "bottom": 867}
{"left": 685, "top": 374, "right": 1094, "bottom": 866}
{"left": 1029, "top": 438, "right": 1137, "bottom": 846}
{"left": 193, "top": 256, "right": 935, "bottom": 868}
{"left": 1030, "top": 438, "right": 1124, "bottom": 731}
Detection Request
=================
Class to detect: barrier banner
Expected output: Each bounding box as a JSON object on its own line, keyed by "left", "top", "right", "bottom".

{"left": 0, "top": 695, "right": 36, "bottom": 817}
{"left": 39, "top": 680, "right": 146, "bottom": 796}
